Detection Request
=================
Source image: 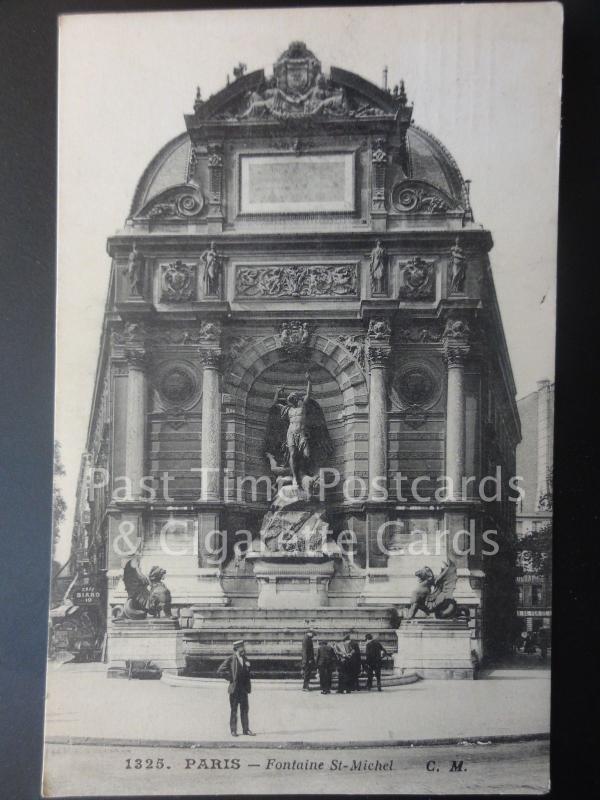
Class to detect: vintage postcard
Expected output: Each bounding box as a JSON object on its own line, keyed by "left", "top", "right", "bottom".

{"left": 44, "top": 3, "right": 561, "bottom": 795}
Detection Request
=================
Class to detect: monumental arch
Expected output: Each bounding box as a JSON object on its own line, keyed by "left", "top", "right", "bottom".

{"left": 73, "top": 43, "right": 520, "bottom": 677}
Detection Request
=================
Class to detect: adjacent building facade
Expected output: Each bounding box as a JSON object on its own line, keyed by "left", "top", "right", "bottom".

{"left": 516, "top": 380, "right": 554, "bottom": 634}
{"left": 69, "top": 43, "right": 521, "bottom": 672}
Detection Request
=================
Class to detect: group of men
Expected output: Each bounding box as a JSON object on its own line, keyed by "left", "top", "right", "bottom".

{"left": 302, "top": 630, "right": 390, "bottom": 695}
{"left": 217, "top": 631, "right": 390, "bottom": 737}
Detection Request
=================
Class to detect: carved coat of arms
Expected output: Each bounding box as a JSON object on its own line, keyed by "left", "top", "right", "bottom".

{"left": 161, "top": 261, "right": 196, "bottom": 302}
{"left": 398, "top": 257, "right": 436, "bottom": 300}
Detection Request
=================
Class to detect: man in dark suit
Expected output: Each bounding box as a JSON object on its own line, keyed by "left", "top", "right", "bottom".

{"left": 315, "top": 638, "right": 336, "bottom": 694}
{"left": 334, "top": 635, "right": 352, "bottom": 693}
{"left": 217, "top": 640, "right": 255, "bottom": 736}
{"left": 348, "top": 633, "right": 362, "bottom": 691}
{"left": 365, "top": 633, "right": 389, "bottom": 691}
{"left": 301, "top": 630, "right": 316, "bottom": 690}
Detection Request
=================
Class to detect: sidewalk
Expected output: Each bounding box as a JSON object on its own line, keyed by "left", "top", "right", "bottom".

{"left": 44, "top": 662, "right": 550, "bottom": 747}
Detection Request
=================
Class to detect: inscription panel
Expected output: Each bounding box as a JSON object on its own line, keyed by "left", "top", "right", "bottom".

{"left": 239, "top": 153, "right": 355, "bottom": 214}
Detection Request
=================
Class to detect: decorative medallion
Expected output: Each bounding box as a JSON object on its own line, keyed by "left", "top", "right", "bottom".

{"left": 154, "top": 361, "right": 200, "bottom": 410}
{"left": 160, "top": 368, "right": 195, "bottom": 404}
{"left": 390, "top": 360, "right": 442, "bottom": 416}
{"left": 398, "top": 257, "right": 436, "bottom": 300}
{"left": 161, "top": 261, "right": 197, "bottom": 302}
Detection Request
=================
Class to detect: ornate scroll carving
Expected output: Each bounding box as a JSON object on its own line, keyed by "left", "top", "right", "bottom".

{"left": 398, "top": 257, "right": 436, "bottom": 300}
{"left": 235, "top": 264, "right": 358, "bottom": 298}
{"left": 138, "top": 185, "right": 205, "bottom": 220}
{"left": 391, "top": 180, "right": 453, "bottom": 215}
{"left": 198, "top": 321, "right": 222, "bottom": 343}
{"left": 442, "top": 318, "right": 471, "bottom": 367}
{"left": 160, "top": 261, "right": 197, "bottom": 302}
{"left": 336, "top": 334, "right": 366, "bottom": 372}
{"left": 396, "top": 322, "right": 443, "bottom": 343}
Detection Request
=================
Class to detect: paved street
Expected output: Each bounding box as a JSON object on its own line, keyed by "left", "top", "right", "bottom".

{"left": 43, "top": 740, "right": 550, "bottom": 795}
{"left": 44, "top": 662, "right": 550, "bottom": 745}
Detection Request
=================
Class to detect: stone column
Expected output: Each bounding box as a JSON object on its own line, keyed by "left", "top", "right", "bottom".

{"left": 366, "top": 318, "right": 392, "bottom": 498}
{"left": 442, "top": 319, "right": 471, "bottom": 500}
{"left": 124, "top": 347, "right": 147, "bottom": 500}
{"left": 199, "top": 349, "right": 222, "bottom": 502}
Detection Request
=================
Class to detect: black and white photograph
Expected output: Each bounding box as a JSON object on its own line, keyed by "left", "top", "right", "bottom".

{"left": 41, "top": 3, "right": 562, "bottom": 795}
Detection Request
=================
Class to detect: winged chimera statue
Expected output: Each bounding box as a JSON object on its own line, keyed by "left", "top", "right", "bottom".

{"left": 406, "top": 560, "right": 469, "bottom": 620}
{"left": 114, "top": 557, "right": 172, "bottom": 620}
{"left": 263, "top": 372, "right": 333, "bottom": 491}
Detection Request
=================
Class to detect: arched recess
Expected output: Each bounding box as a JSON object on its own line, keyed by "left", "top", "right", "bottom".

{"left": 222, "top": 333, "right": 369, "bottom": 505}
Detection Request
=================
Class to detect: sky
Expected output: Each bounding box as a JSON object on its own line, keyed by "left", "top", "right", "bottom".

{"left": 55, "top": 3, "right": 563, "bottom": 563}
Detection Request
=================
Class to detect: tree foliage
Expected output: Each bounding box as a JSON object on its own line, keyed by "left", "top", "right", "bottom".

{"left": 52, "top": 440, "right": 67, "bottom": 562}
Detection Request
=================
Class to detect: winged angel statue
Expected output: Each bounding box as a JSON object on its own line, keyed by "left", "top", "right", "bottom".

{"left": 263, "top": 372, "right": 333, "bottom": 492}
{"left": 406, "top": 561, "right": 469, "bottom": 620}
{"left": 113, "top": 557, "right": 172, "bottom": 620}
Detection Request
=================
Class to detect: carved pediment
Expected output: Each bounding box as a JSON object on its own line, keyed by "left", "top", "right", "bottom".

{"left": 190, "top": 42, "right": 411, "bottom": 124}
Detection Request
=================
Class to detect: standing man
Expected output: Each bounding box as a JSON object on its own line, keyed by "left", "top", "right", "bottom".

{"left": 301, "top": 630, "right": 316, "bottom": 691}
{"left": 217, "top": 640, "right": 255, "bottom": 736}
{"left": 348, "top": 633, "right": 362, "bottom": 691}
{"left": 316, "top": 639, "right": 336, "bottom": 694}
{"left": 334, "top": 635, "right": 352, "bottom": 694}
{"left": 365, "top": 633, "right": 389, "bottom": 691}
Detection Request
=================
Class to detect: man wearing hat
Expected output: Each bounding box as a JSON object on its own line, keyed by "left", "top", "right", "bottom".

{"left": 334, "top": 634, "right": 353, "bottom": 693}
{"left": 301, "top": 630, "right": 316, "bottom": 691}
{"left": 217, "top": 640, "right": 255, "bottom": 736}
{"left": 364, "top": 633, "right": 389, "bottom": 691}
{"left": 315, "top": 638, "right": 336, "bottom": 694}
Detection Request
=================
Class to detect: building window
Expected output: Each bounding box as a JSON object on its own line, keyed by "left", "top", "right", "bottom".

{"left": 531, "top": 585, "right": 542, "bottom": 606}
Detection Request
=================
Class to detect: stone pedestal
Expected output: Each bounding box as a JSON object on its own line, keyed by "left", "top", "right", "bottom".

{"left": 246, "top": 553, "right": 337, "bottom": 609}
{"left": 394, "top": 618, "right": 474, "bottom": 679}
{"left": 108, "top": 618, "right": 184, "bottom": 675}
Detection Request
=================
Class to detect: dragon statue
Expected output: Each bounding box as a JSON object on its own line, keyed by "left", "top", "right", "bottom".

{"left": 406, "top": 560, "right": 469, "bottom": 620}
{"left": 114, "top": 557, "right": 172, "bottom": 620}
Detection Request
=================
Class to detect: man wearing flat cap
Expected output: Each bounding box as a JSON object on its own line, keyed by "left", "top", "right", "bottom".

{"left": 217, "top": 640, "right": 255, "bottom": 736}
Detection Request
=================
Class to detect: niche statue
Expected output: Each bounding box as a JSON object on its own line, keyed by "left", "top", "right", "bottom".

{"left": 264, "top": 372, "right": 333, "bottom": 490}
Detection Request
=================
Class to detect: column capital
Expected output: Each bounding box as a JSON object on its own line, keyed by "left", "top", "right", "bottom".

{"left": 367, "top": 345, "right": 391, "bottom": 368}
{"left": 124, "top": 347, "right": 148, "bottom": 370}
{"left": 442, "top": 317, "right": 471, "bottom": 367}
{"left": 366, "top": 317, "right": 392, "bottom": 368}
{"left": 198, "top": 348, "right": 223, "bottom": 370}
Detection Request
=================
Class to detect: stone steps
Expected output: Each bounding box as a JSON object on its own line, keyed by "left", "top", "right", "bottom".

{"left": 181, "top": 605, "right": 399, "bottom": 678}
